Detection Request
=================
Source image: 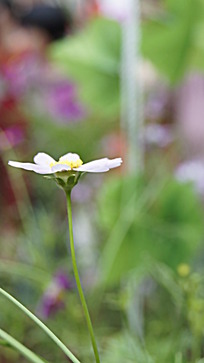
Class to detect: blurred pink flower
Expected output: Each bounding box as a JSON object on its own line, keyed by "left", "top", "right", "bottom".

{"left": 0, "top": 126, "right": 25, "bottom": 150}
{"left": 2, "top": 53, "right": 42, "bottom": 97}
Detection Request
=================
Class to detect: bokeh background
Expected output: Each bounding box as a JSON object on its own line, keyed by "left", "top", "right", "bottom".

{"left": 1, "top": 0, "right": 204, "bottom": 362}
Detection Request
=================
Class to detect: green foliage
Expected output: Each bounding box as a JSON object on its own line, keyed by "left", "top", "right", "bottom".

{"left": 4, "top": 1, "right": 204, "bottom": 360}
{"left": 98, "top": 174, "right": 204, "bottom": 285}
{"left": 142, "top": 0, "right": 204, "bottom": 83}
{"left": 148, "top": 259, "right": 183, "bottom": 306}
{"left": 50, "top": 18, "right": 121, "bottom": 118}
{"left": 101, "top": 332, "right": 154, "bottom": 363}
{"left": 49, "top": 1, "right": 204, "bottom": 117}
{"left": 117, "top": 262, "right": 204, "bottom": 363}
{"left": 49, "top": 0, "right": 204, "bottom": 119}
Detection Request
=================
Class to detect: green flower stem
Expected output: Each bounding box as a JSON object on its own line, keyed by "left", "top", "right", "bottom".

{"left": 0, "top": 328, "right": 47, "bottom": 363}
{"left": 0, "top": 288, "right": 81, "bottom": 363}
{"left": 66, "top": 191, "right": 100, "bottom": 363}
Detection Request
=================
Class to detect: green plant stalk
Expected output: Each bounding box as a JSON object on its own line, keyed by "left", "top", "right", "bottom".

{"left": 0, "top": 288, "right": 81, "bottom": 363}
{"left": 0, "top": 328, "right": 47, "bottom": 363}
{"left": 66, "top": 191, "right": 100, "bottom": 363}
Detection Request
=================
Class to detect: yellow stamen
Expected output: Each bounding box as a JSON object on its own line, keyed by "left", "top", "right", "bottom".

{"left": 50, "top": 158, "right": 83, "bottom": 169}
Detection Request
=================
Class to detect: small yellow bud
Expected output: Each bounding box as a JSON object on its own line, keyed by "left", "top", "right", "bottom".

{"left": 177, "top": 263, "right": 190, "bottom": 277}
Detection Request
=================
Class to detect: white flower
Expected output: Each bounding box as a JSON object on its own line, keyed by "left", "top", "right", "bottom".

{"left": 8, "top": 152, "right": 122, "bottom": 174}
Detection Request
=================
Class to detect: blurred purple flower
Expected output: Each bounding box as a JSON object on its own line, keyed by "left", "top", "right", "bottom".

{"left": 46, "top": 81, "right": 86, "bottom": 123}
{"left": 37, "top": 270, "right": 73, "bottom": 319}
{"left": 2, "top": 54, "right": 43, "bottom": 97}
{"left": 175, "top": 160, "right": 204, "bottom": 195}
{"left": 2, "top": 55, "right": 86, "bottom": 123}
{"left": 143, "top": 124, "right": 173, "bottom": 148}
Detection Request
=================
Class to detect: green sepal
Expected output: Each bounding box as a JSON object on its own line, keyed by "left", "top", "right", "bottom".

{"left": 55, "top": 177, "right": 66, "bottom": 189}
{"left": 63, "top": 172, "right": 82, "bottom": 192}
{"left": 44, "top": 171, "right": 83, "bottom": 192}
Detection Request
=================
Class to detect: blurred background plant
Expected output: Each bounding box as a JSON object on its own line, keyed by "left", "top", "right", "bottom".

{"left": 1, "top": 0, "right": 204, "bottom": 362}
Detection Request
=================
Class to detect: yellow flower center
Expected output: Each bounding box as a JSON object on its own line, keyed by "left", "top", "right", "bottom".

{"left": 50, "top": 157, "right": 83, "bottom": 170}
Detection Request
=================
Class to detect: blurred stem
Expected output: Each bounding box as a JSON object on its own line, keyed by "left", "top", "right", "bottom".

{"left": 0, "top": 288, "right": 81, "bottom": 363}
{"left": 191, "top": 333, "right": 201, "bottom": 362}
{"left": 0, "top": 328, "right": 47, "bottom": 363}
{"left": 66, "top": 191, "right": 100, "bottom": 363}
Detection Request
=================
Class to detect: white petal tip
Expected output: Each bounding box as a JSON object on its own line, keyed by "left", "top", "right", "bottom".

{"left": 8, "top": 161, "right": 19, "bottom": 167}
{"left": 76, "top": 157, "right": 123, "bottom": 173}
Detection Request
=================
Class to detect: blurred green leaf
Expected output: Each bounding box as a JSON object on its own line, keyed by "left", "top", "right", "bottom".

{"left": 50, "top": 18, "right": 121, "bottom": 118}
{"left": 98, "top": 174, "right": 204, "bottom": 285}
{"left": 142, "top": 0, "right": 202, "bottom": 83}
{"left": 148, "top": 259, "right": 183, "bottom": 306}
{"left": 29, "top": 113, "right": 115, "bottom": 163}
{"left": 101, "top": 332, "right": 154, "bottom": 363}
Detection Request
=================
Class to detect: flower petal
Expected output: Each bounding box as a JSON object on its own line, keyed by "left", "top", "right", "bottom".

{"left": 75, "top": 158, "right": 123, "bottom": 173}
{"left": 8, "top": 161, "right": 53, "bottom": 174}
{"left": 59, "top": 153, "right": 80, "bottom": 162}
{"left": 33, "top": 152, "right": 55, "bottom": 166}
{"left": 51, "top": 164, "right": 71, "bottom": 173}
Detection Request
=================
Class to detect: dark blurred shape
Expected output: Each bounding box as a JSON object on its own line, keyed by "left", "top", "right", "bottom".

{"left": 20, "top": 4, "right": 70, "bottom": 41}
{"left": 0, "top": 0, "right": 23, "bottom": 21}
{"left": 0, "top": 0, "right": 12, "bottom": 10}
{"left": 0, "top": 0, "right": 17, "bottom": 32}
